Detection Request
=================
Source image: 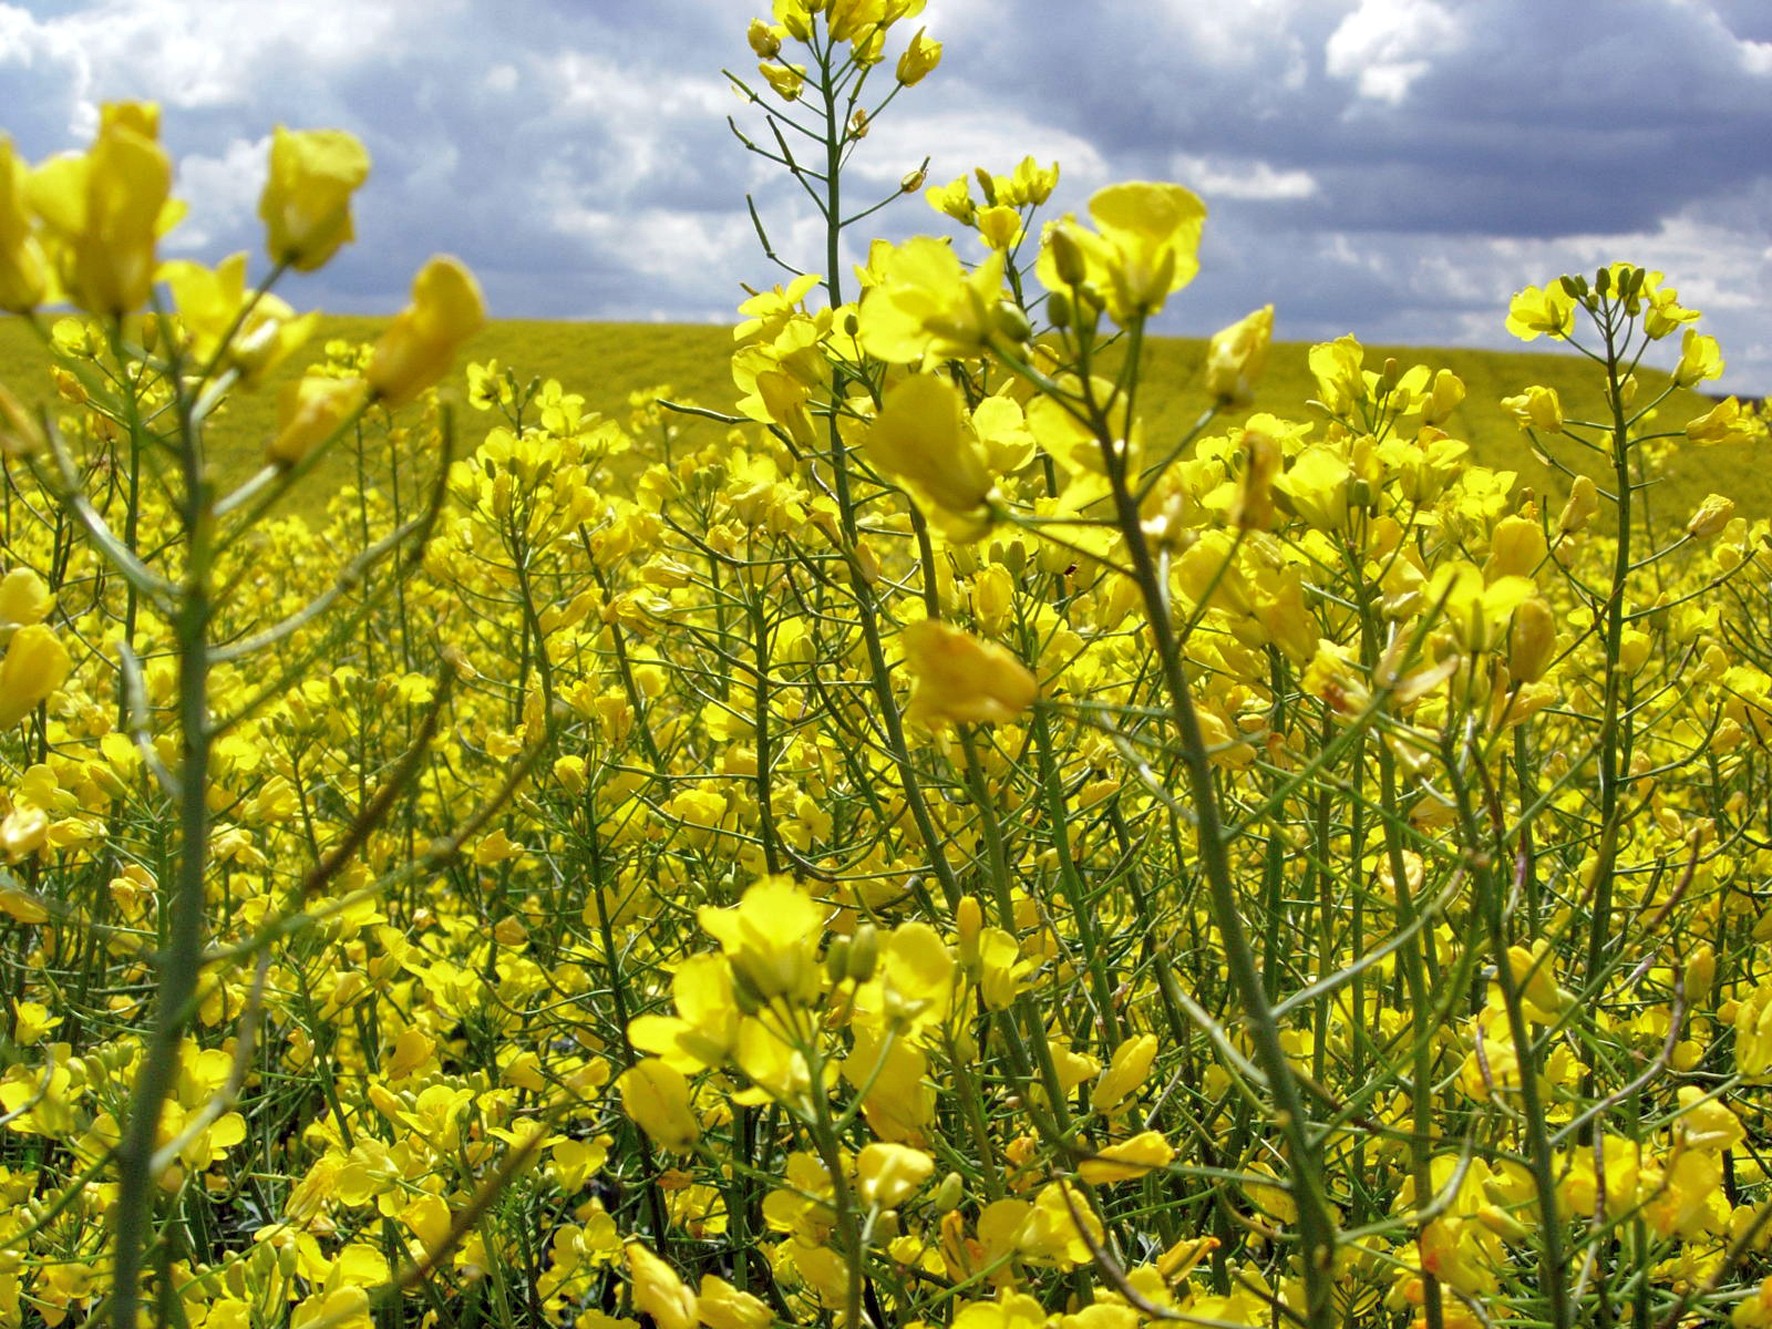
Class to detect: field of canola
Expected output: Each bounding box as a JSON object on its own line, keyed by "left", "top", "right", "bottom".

{"left": 3, "top": 6, "right": 1772, "bottom": 1329}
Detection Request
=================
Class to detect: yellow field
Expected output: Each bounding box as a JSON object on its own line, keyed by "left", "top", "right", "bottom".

{"left": 3, "top": 314, "right": 1743, "bottom": 525}
{"left": 4, "top": 8, "right": 1771, "bottom": 1329}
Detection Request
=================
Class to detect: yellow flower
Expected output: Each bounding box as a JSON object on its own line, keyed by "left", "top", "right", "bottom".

{"left": 1273, "top": 445, "right": 1352, "bottom": 532}
{"left": 902, "top": 618, "right": 1037, "bottom": 728}
{"left": 1077, "top": 1130, "right": 1174, "bottom": 1184}
{"left": 629, "top": 953, "right": 742, "bottom": 1071}
{"left": 1423, "top": 367, "right": 1466, "bottom": 425}
{"left": 260, "top": 126, "right": 370, "bottom": 271}
{"left": 746, "top": 19, "right": 784, "bottom": 58}
{"left": 857, "top": 236, "right": 1006, "bottom": 364}
{"left": 975, "top": 204, "right": 1023, "bottom": 251}
{"left": 1499, "top": 385, "right": 1563, "bottom": 433}
{"left": 758, "top": 61, "right": 807, "bottom": 100}
{"left": 1091, "top": 1033, "right": 1158, "bottom": 1118}
{"left": 925, "top": 176, "right": 976, "bottom": 224}
{"left": 1504, "top": 282, "right": 1575, "bottom": 341}
{"left": 1674, "top": 1086, "right": 1745, "bottom": 1153}
{"left": 1557, "top": 474, "right": 1600, "bottom": 534}
{"left": 1686, "top": 396, "right": 1761, "bottom": 447}
{"left": 696, "top": 1276, "right": 772, "bottom": 1329}
{"left": 1687, "top": 493, "right": 1735, "bottom": 540}
{"left": 1037, "top": 181, "right": 1206, "bottom": 324}
{"left": 0, "top": 623, "right": 71, "bottom": 726}
{"left": 0, "top": 380, "right": 45, "bottom": 457}
{"left": 160, "top": 252, "right": 318, "bottom": 384}
{"left": 617, "top": 1058, "right": 701, "bottom": 1152}
{"left": 627, "top": 1244, "right": 698, "bottom": 1329}
{"left": 1507, "top": 596, "right": 1557, "bottom": 684}
{"left": 1424, "top": 562, "right": 1537, "bottom": 656}
{"left": 27, "top": 104, "right": 174, "bottom": 315}
{"left": 0, "top": 136, "right": 48, "bottom": 312}
{"left": 697, "top": 874, "right": 827, "bottom": 1003}
{"left": 896, "top": 26, "right": 942, "bottom": 84}
{"left": 856, "top": 1142, "right": 935, "bottom": 1208}
{"left": 1204, "top": 305, "right": 1273, "bottom": 407}
{"left": 367, "top": 255, "right": 486, "bottom": 407}
{"left": 1674, "top": 328, "right": 1725, "bottom": 386}
{"left": 864, "top": 373, "right": 996, "bottom": 533}
{"left": 0, "top": 567, "right": 53, "bottom": 631}
{"left": 267, "top": 376, "right": 368, "bottom": 467}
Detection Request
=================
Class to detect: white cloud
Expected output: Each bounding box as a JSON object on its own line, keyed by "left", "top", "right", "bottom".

{"left": 850, "top": 109, "right": 1108, "bottom": 194}
{"left": 1740, "top": 39, "right": 1772, "bottom": 74}
{"left": 166, "top": 135, "right": 268, "bottom": 253}
{"left": 1172, "top": 153, "right": 1319, "bottom": 202}
{"left": 1325, "top": 0, "right": 1463, "bottom": 104}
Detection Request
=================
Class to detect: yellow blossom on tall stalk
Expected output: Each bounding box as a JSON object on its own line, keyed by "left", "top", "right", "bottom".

{"left": 896, "top": 27, "right": 941, "bottom": 84}
{"left": 1036, "top": 181, "right": 1206, "bottom": 324}
{"left": 266, "top": 375, "right": 368, "bottom": 467}
{"left": 25, "top": 102, "right": 174, "bottom": 315}
{"left": 864, "top": 373, "right": 998, "bottom": 534}
{"left": 857, "top": 235, "right": 1008, "bottom": 363}
{"left": 1505, "top": 281, "right": 1575, "bottom": 340}
{"left": 366, "top": 255, "right": 487, "bottom": 406}
{"left": 259, "top": 126, "right": 371, "bottom": 272}
{"left": 159, "top": 252, "right": 318, "bottom": 383}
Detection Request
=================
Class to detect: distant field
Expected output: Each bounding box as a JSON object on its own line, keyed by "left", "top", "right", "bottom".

{"left": 1, "top": 314, "right": 1753, "bottom": 528}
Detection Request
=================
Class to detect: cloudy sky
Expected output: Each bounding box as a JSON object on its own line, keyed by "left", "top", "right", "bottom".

{"left": 2, "top": 0, "right": 1769, "bottom": 393}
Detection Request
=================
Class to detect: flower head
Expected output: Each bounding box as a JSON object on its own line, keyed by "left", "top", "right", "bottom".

{"left": 367, "top": 255, "right": 486, "bottom": 407}
{"left": 902, "top": 618, "right": 1037, "bottom": 728}
{"left": 260, "top": 127, "right": 370, "bottom": 272}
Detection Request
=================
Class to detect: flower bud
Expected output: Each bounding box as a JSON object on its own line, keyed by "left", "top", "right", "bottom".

{"left": 846, "top": 922, "right": 879, "bottom": 984}
{"left": 1686, "top": 493, "right": 1735, "bottom": 540}
{"left": 991, "top": 299, "right": 1031, "bottom": 345}
{"left": 895, "top": 27, "right": 941, "bottom": 85}
{"left": 932, "top": 1171, "right": 965, "bottom": 1213}
{"left": 1507, "top": 597, "right": 1557, "bottom": 684}
{"left": 747, "top": 18, "right": 782, "bottom": 57}
{"left": 955, "top": 895, "right": 983, "bottom": 967}
{"left": 1046, "top": 224, "right": 1089, "bottom": 288}
{"left": 1204, "top": 305, "right": 1273, "bottom": 407}
{"left": 1684, "top": 944, "right": 1715, "bottom": 1004}
{"left": 1557, "top": 474, "right": 1599, "bottom": 535}
{"left": 824, "top": 935, "right": 852, "bottom": 988}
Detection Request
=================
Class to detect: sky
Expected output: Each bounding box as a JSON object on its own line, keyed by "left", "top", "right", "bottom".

{"left": 2, "top": 0, "right": 1769, "bottom": 394}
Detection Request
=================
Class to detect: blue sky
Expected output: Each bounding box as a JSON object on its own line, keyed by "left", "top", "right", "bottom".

{"left": 2, "top": 0, "right": 1769, "bottom": 392}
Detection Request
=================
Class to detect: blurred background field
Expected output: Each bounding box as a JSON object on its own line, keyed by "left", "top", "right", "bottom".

{"left": 2, "top": 314, "right": 1751, "bottom": 528}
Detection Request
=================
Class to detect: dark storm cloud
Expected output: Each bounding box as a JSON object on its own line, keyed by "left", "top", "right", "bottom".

{"left": 1, "top": 0, "right": 1768, "bottom": 389}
